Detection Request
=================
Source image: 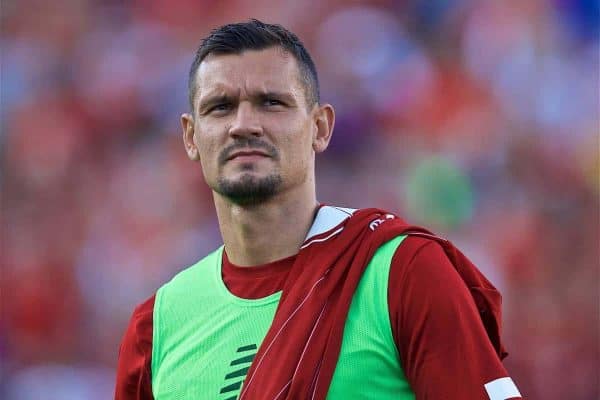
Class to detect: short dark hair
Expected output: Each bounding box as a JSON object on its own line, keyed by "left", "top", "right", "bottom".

{"left": 188, "top": 19, "right": 320, "bottom": 111}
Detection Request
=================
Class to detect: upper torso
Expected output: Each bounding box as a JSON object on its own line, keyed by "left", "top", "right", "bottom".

{"left": 151, "top": 236, "right": 412, "bottom": 399}
{"left": 115, "top": 206, "right": 521, "bottom": 399}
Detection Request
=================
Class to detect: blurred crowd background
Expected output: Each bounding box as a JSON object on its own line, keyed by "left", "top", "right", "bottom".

{"left": 1, "top": 0, "right": 598, "bottom": 398}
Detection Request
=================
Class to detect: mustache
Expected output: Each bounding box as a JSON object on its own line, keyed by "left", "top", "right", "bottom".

{"left": 218, "top": 138, "right": 279, "bottom": 165}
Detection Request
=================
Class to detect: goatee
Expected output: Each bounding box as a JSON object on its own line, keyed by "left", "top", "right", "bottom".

{"left": 217, "top": 171, "right": 282, "bottom": 206}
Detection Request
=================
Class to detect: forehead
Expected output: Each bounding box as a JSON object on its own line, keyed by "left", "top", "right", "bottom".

{"left": 194, "top": 47, "right": 305, "bottom": 102}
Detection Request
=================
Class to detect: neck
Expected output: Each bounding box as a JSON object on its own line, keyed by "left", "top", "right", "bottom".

{"left": 214, "top": 184, "right": 319, "bottom": 266}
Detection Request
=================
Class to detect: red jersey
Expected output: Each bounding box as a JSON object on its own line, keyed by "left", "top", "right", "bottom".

{"left": 115, "top": 234, "right": 521, "bottom": 399}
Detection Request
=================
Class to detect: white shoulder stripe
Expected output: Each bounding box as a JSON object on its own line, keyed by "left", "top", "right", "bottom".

{"left": 484, "top": 377, "right": 521, "bottom": 400}
{"left": 303, "top": 206, "right": 356, "bottom": 242}
{"left": 300, "top": 227, "right": 344, "bottom": 249}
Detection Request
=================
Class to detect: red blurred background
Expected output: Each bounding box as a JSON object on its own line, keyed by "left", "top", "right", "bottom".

{"left": 1, "top": 0, "right": 598, "bottom": 398}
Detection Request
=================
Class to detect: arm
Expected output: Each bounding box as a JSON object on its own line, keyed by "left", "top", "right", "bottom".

{"left": 388, "top": 237, "right": 522, "bottom": 399}
{"left": 114, "top": 295, "right": 155, "bottom": 400}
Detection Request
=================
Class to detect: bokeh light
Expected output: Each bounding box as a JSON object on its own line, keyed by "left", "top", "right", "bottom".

{"left": 1, "top": 1, "right": 598, "bottom": 398}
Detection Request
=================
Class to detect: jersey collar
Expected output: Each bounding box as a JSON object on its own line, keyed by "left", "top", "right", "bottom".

{"left": 302, "top": 206, "right": 357, "bottom": 247}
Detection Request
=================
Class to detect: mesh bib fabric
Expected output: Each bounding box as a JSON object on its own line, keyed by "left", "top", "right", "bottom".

{"left": 151, "top": 236, "right": 414, "bottom": 399}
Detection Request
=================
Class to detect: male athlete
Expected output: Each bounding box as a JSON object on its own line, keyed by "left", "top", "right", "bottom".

{"left": 115, "top": 20, "right": 522, "bottom": 399}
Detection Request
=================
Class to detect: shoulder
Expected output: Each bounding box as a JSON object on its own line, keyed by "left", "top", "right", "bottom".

{"left": 133, "top": 295, "right": 155, "bottom": 323}
{"left": 115, "top": 294, "right": 155, "bottom": 399}
{"left": 121, "top": 294, "right": 156, "bottom": 351}
{"left": 158, "top": 246, "right": 224, "bottom": 295}
{"left": 116, "top": 294, "right": 155, "bottom": 377}
{"left": 387, "top": 234, "right": 478, "bottom": 319}
{"left": 120, "top": 244, "right": 221, "bottom": 352}
{"left": 389, "top": 235, "right": 450, "bottom": 280}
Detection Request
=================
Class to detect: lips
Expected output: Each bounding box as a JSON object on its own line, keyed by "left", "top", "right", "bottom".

{"left": 226, "top": 150, "right": 270, "bottom": 161}
{"left": 218, "top": 139, "right": 279, "bottom": 165}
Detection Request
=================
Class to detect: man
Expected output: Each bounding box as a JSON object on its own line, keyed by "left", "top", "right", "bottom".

{"left": 115, "top": 20, "right": 522, "bottom": 399}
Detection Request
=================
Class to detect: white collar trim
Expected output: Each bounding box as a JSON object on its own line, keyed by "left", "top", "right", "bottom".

{"left": 304, "top": 206, "right": 357, "bottom": 243}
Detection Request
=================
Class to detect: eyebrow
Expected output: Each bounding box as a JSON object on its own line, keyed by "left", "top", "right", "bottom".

{"left": 198, "top": 90, "right": 297, "bottom": 113}
{"left": 197, "top": 95, "right": 232, "bottom": 112}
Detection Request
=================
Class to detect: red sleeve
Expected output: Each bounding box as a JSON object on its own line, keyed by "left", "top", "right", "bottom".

{"left": 388, "top": 237, "right": 521, "bottom": 399}
{"left": 115, "top": 295, "right": 155, "bottom": 400}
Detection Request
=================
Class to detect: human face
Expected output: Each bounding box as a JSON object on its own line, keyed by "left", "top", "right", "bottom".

{"left": 182, "top": 47, "right": 334, "bottom": 205}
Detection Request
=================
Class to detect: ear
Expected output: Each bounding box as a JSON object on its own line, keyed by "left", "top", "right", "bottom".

{"left": 181, "top": 113, "right": 200, "bottom": 161}
{"left": 312, "top": 103, "right": 335, "bottom": 153}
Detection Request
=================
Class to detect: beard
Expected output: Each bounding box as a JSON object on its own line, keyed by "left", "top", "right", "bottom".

{"left": 216, "top": 167, "right": 283, "bottom": 206}
{"left": 215, "top": 137, "right": 282, "bottom": 205}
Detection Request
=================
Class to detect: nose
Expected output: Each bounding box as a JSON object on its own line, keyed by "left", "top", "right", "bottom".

{"left": 228, "top": 101, "right": 263, "bottom": 138}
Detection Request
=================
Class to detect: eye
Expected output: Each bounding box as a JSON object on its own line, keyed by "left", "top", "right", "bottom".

{"left": 264, "top": 98, "right": 284, "bottom": 107}
{"left": 209, "top": 103, "right": 232, "bottom": 114}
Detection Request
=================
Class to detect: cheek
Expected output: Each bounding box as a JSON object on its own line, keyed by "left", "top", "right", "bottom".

{"left": 193, "top": 131, "right": 220, "bottom": 179}
{"left": 281, "top": 130, "right": 313, "bottom": 171}
{"left": 194, "top": 125, "right": 219, "bottom": 158}
{"left": 195, "top": 139, "right": 219, "bottom": 186}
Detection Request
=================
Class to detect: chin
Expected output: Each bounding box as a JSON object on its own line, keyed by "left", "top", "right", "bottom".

{"left": 216, "top": 173, "right": 283, "bottom": 206}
